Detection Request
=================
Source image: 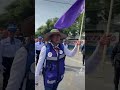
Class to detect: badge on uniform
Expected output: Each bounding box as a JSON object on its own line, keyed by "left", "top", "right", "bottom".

{"left": 59, "top": 50, "right": 63, "bottom": 54}
{"left": 48, "top": 52, "right": 52, "bottom": 57}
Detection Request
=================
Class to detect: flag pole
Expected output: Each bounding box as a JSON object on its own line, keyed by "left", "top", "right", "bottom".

{"left": 99, "top": 0, "right": 114, "bottom": 76}
{"left": 106, "top": 0, "right": 114, "bottom": 37}
{"left": 79, "top": 12, "right": 85, "bottom": 41}
{"left": 102, "top": 0, "right": 114, "bottom": 64}
{"left": 78, "top": 11, "right": 85, "bottom": 53}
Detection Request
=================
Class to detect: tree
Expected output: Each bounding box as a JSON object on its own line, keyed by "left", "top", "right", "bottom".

{"left": 36, "top": 16, "right": 83, "bottom": 38}
{"left": 86, "top": 0, "right": 120, "bottom": 26}
{"left": 37, "top": 18, "right": 58, "bottom": 36}
{"left": 0, "top": 0, "right": 34, "bottom": 28}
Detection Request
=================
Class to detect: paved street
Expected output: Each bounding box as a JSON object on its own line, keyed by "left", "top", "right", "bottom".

{"left": 36, "top": 52, "right": 85, "bottom": 90}
{"left": 86, "top": 61, "right": 118, "bottom": 90}
{"left": 1, "top": 52, "right": 117, "bottom": 90}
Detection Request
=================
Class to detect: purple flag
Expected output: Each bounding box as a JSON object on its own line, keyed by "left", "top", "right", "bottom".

{"left": 54, "top": 0, "right": 85, "bottom": 29}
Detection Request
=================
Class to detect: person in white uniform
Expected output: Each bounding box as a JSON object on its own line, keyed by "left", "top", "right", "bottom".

{"left": 0, "top": 24, "right": 22, "bottom": 90}
{"left": 0, "top": 28, "right": 8, "bottom": 41}
{"left": 6, "top": 35, "right": 35, "bottom": 90}
{"left": 5, "top": 16, "right": 35, "bottom": 90}
{"left": 35, "top": 36, "right": 44, "bottom": 65}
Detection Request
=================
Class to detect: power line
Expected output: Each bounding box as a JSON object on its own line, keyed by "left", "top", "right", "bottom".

{"left": 43, "top": 0, "right": 72, "bottom": 5}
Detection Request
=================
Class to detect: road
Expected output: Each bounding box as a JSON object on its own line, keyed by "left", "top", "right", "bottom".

{"left": 35, "top": 52, "right": 85, "bottom": 90}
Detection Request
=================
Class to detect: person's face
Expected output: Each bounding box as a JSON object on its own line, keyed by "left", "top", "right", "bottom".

{"left": 15, "top": 30, "right": 20, "bottom": 36}
{"left": 0, "top": 30, "right": 2, "bottom": 34}
{"left": 26, "top": 35, "right": 35, "bottom": 44}
{"left": 0, "top": 30, "right": 3, "bottom": 36}
{"left": 2, "top": 30, "right": 8, "bottom": 38}
{"left": 30, "top": 35, "right": 35, "bottom": 43}
{"left": 35, "top": 38, "right": 38, "bottom": 42}
{"left": 8, "top": 31, "right": 15, "bottom": 37}
{"left": 51, "top": 34, "right": 61, "bottom": 44}
{"left": 38, "top": 38, "right": 42, "bottom": 42}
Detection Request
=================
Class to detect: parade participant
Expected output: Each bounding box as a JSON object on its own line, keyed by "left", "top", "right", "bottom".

{"left": 1, "top": 29, "right": 8, "bottom": 39}
{"left": 85, "top": 34, "right": 112, "bottom": 74}
{"left": 81, "top": 43, "right": 85, "bottom": 66}
{"left": 0, "top": 29, "right": 3, "bottom": 41}
{"left": 63, "top": 39, "right": 68, "bottom": 48}
{"left": 35, "top": 29, "right": 80, "bottom": 90}
{"left": 15, "top": 30, "right": 24, "bottom": 43}
{"left": 6, "top": 16, "right": 35, "bottom": 90}
{"left": 0, "top": 23, "right": 22, "bottom": 90}
{"left": 35, "top": 36, "right": 44, "bottom": 65}
{"left": 0, "top": 28, "right": 8, "bottom": 41}
{"left": 35, "top": 38, "right": 38, "bottom": 43}
{"left": 111, "top": 40, "right": 120, "bottom": 90}
{"left": 6, "top": 35, "right": 35, "bottom": 90}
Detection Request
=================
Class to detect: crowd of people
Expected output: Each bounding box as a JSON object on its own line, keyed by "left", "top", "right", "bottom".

{"left": 35, "top": 30, "right": 120, "bottom": 90}
{"left": 0, "top": 16, "right": 35, "bottom": 90}
{"left": 0, "top": 24, "right": 23, "bottom": 90}
{"left": 0, "top": 21, "right": 120, "bottom": 90}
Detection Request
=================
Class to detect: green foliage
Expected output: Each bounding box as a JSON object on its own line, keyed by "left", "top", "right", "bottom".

{"left": 0, "top": 0, "right": 34, "bottom": 28}
{"left": 35, "top": 15, "right": 84, "bottom": 38}
{"left": 37, "top": 18, "right": 58, "bottom": 35}
{"left": 86, "top": 0, "right": 120, "bottom": 25}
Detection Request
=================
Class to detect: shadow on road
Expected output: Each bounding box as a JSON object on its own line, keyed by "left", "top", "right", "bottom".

{"left": 65, "top": 65, "right": 84, "bottom": 72}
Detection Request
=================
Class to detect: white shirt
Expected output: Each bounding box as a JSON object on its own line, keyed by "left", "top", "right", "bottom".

{"left": 85, "top": 44, "right": 105, "bottom": 74}
{"left": 35, "top": 44, "right": 78, "bottom": 83}
{"left": 0, "top": 37, "right": 22, "bottom": 58}
{"left": 6, "top": 47, "right": 28, "bottom": 90}
{"left": 63, "top": 42, "right": 68, "bottom": 48}
{"left": 35, "top": 42, "right": 44, "bottom": 51}
{"left": 0, "top": 37, "right": 22, "bottom": 65}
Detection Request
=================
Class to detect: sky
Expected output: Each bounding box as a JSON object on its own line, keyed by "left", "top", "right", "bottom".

{"left": 35, "top": 0, "right": 76, "bottom": 31}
